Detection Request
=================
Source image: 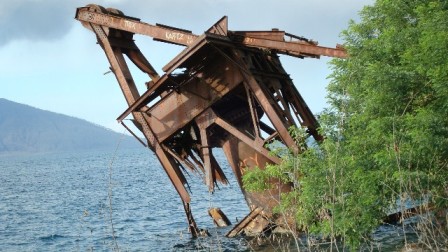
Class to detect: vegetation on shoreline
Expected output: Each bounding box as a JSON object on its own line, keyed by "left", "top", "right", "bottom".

{"left": 243, "top": 0, "right": 448, "bottom": 250}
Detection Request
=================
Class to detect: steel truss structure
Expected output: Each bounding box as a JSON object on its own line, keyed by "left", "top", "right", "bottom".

{"left": 75, "top": 4, "right": 347, "bottom": 237}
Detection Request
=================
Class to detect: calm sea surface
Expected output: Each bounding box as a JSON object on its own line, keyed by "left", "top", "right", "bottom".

{"left": 1, "top": 147, "right": 415, "bottom": 251}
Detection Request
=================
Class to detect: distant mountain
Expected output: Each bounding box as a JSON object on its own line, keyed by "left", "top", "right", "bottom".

{"left": 0, "top": 98, "right": 141, "bottom": 154}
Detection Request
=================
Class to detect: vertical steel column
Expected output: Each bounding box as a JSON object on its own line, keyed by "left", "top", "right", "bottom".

{"left": 195, "top": 109, "right": 216, "bottom": 192}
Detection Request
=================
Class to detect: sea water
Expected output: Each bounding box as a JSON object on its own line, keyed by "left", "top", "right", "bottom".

{"left": 1, "top": 147, "right": 252, "bottom": 251}
{"left": 0, "top": 147, "right": 415, "bottom": 251}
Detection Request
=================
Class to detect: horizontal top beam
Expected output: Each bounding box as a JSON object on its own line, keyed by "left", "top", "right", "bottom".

{"left": 239, "top": 35, "right": 347, "bottom": 58}
{"left": 75, "top": 6, "right": 198, "bottom": 46}
{"left": 76, "top": 5, "right": 347, "bottom": 59}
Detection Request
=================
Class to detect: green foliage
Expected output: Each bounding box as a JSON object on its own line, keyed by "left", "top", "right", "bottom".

{"left": 243, "top": 0, "right": 448, "bottom": 250}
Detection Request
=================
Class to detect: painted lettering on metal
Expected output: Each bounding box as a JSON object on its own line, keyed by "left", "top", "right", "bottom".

{"left": 124, "top": 20, "right": 136, "bottom": 30}
{"left": 243, "top": 37, "right": 254, "bottom": 43}
{"left": 165, "top": 32, "right": 194, "bottom": 44}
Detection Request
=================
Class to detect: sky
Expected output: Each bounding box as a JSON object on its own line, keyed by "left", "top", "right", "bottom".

{"left": 0, "top": 0, "right": 373, "bottom": 133}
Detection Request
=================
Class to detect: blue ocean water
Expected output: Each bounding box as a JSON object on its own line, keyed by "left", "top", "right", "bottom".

{"left": 0, "top": 147, "right": 416, "bottom": 251}
{"left": 0, "top": 147, "right": 253, "bottom": 251}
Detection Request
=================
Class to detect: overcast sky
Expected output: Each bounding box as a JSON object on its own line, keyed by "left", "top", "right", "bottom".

{"left": 1, "top": 0, "right": 373, "bottom": 132}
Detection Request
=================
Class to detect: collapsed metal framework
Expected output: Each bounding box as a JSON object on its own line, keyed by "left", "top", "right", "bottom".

{"left": 75, "top": 4, "right": 347, "bottom": 237}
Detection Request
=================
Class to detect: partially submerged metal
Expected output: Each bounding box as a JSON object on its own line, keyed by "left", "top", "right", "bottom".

{"left": 75, "top": 4, "right": 346, "bottom": 237}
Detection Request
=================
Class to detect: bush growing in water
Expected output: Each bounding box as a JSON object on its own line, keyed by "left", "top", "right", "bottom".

{"left": 243, "top": 0, "right": 448, "bottom": 250}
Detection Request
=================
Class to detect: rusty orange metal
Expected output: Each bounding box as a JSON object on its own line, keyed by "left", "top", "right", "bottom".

{"left": 75, "top": 4, "right": 347, "bottom": 237}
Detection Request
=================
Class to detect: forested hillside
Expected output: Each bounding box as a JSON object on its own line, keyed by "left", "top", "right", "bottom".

{"left": 0, "top": 98, "right": 140, "bottom": 153}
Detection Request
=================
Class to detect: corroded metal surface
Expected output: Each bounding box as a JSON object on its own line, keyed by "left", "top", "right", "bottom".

{"left": 208, "top": 208, "right": 232, "bottom": 227}
{"left": 75, "top": 4, "right": 347, "bottom": 237}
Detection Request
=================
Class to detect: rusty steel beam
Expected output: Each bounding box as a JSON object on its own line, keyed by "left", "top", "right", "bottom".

{"left": 75, "top": 4, "right": 347, "bottom": 238}
{"left": 208, "top": 208, "right": 232, "bottom": 227}
{"left": 83, "top": 7, "right": 199, "bottom": 235}
{"left": 214, "top": 116, "right": 281, "bottom": 164}
{"left": 236, "top": 62, "right": 298, "bottom": 151}
{"left": 227, "top": 207, "right": 264, "bottom": 237}
{"left": 76, "top": 5, "right": 346, "bottom": 58}
{"left": 116, "top": 36, "right": 210, "bottom": 122}
{"left": 76, "top": 6, "right": 198, "bottom": 46}
{"left": 195, "top": 110, "right": 216, "bottom": 192}
{"left": 238, "top": 35, "right": 347, "bottom": 58}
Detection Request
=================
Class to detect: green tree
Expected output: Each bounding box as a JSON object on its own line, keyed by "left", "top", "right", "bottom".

{"left": 244, "top": 0, "right": 448, "bottom": 249}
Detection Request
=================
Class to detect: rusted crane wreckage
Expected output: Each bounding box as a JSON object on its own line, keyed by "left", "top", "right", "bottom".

{"left": 75, "top": 4, "right": 347, "bottom": 237}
